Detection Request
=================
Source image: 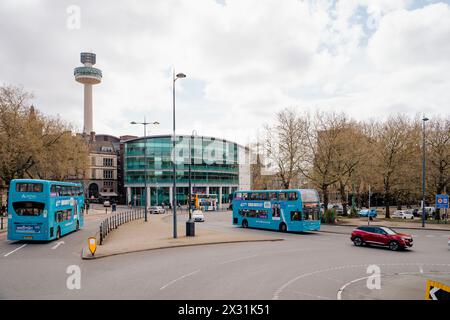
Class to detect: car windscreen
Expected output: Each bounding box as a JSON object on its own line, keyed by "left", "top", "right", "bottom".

{"left": 12, "top": 201, "right": 45, "bottom": 216}
{"left": 380, "top": 227, "right": 396, "bottom": 235}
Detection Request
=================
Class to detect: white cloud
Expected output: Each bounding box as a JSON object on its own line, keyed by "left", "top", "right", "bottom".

{"left": 0, "top": 0, "right": 448, "bottom": 145}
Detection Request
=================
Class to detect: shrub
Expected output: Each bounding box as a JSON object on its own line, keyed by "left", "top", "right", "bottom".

{"left": 322, "top": 209, "right": 336, "bottom": 224}
{"left": 349, "top": 207, "right": 358, "bottom": 218}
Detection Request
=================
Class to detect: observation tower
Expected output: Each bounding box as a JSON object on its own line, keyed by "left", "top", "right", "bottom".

{"left": 74, "top": 52, "right": 102, "bottom": 135}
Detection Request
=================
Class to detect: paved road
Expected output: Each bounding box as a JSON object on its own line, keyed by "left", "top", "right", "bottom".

{"left": 1, "top": 209, "right": 449, "bottom": 299}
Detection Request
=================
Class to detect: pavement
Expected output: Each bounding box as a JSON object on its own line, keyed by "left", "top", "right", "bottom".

{"left": 82, "top": 211, "right": 283, "bottom": 259}
{"left": 335, "top": 216, "right": 450, "bottom": 231}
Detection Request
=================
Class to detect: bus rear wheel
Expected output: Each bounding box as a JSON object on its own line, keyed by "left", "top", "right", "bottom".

{"left": 76, "top": 220, "right": 80, "bottom": 231}
{"left": 242, "top": 219, "right": 248, "bottom": 228}
{"left": 279, "top": 223, "right": 287, "bottom": 232}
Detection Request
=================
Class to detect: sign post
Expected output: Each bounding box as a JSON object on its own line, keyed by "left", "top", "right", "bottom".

{"left": 436, "top": 194, "right": 449, "bottom": 223}
{"left": 425, "top": 280, "right": 450, "bottom": 300}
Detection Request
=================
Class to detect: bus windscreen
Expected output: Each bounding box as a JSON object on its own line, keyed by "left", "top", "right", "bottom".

{"left": 299, "top": 190, "right": 319, "bottom": 203}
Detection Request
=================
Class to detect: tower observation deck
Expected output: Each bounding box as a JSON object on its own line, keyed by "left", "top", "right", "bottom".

{"left": 74, "top": 52, "right": 102, "bottom": 135}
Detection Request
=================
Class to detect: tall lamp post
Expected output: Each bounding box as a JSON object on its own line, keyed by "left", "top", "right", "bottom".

{"left": 187, "top": 130, "right": 197, "bottom": 236}
{"left": 172, "top": 71, "right": 186, "bottom": 238}
{"left": 131, "top": 118, "right": 160, "bottom": 222}
{"left": 422, "top": 116, "right": 429, "bottom": 228}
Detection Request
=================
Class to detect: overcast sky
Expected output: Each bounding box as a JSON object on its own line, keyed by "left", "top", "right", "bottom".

{"left": 1, "top": 0, "right": 449, "bottom": 145}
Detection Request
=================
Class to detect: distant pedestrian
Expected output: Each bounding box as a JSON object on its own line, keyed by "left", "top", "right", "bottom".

{"left": 112, "top": 202, "right": 117, "bottom": 212}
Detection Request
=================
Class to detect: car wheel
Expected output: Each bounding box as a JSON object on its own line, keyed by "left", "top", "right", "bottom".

{"left": 353, "top": 237, "right": 363, "bottom": 247}
{"left": 389, "top": 241, "right": 399, "bottom": 251}
{"left": 242, "top": 219, "right": 248, "bottom": 228}
{"left": 279, "top": 223, "right": 287, "bottom": 232}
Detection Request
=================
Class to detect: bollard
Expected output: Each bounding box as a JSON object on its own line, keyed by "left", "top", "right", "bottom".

{"left": 1, "top": 216, "right": 3, "bottom": 230}
{"left": 99, "top": 224, "right": 103, "bottom": 245}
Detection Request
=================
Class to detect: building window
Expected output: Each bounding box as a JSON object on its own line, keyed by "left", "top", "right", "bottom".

{"left": 103, "top": 181, "right": 114, "bottom": 188}
{"left": 91, "top": 169, "right": 96, "bottom": 179}
{"left": 103, "top": 158, "right": 113, "bottom": 167}
{"left": 103, "top": 170, "right": 113, "bottom": 179}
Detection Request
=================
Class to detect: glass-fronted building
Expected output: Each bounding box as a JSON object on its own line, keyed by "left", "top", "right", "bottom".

{"left": 124, "top": 135, "right": 251, "bottom": 208}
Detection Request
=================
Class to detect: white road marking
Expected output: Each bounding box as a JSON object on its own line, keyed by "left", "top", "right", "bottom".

{"left": 4, "top": 244, "right": 27, "bottom": 257}
{"left": 426, "top": 235, "right": 435, "bottom": 238}
{"left": 337, "top": 276, "right": 371, "bottom": 300}
{"left": 159, "top": 270, "right": 200, "bottom": 290}
{"left": 272, "top": 262, "right": 450, "bottom": 300}
{"left": 51, "top": 241, "right": 65, "bottom": 250}
{"left": 419, "top": 266, "right": 424, "bottom": 274}
{"left": 219, "top": 254, "right": 260, "bottom": 265}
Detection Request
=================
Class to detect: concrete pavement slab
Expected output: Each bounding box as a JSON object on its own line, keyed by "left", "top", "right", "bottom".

{"left": 82, "top": 213, "right": 283, "bottom": 259}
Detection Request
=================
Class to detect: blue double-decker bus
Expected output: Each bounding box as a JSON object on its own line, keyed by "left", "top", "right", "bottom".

{"left": 232, "top": 189, "right": 321, "bottom": 232}
{"left": 7, "top": 179, "right": 85, "bottom": 241}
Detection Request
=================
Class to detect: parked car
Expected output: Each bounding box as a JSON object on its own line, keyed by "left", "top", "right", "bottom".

{"left": 192, "top": 209, "right": 205, "bottom": 222}
{"left": 103, "top": 200, "right": 111, "bottom": 207}
{"left": 149, "top": 206, "right": 165, "bottom": 214}
{"left": 410, "top": 208, "right": 420, "bottom": 217}
{"left": 358, "top": 208, "right": 377, "bottom": 218}
{"left": 351, "top": 226, "right": 413, "bottom": 251}
{"left": 328, "top": 203, "right": 344, "bottom": 215}
{"left": 392, "top": 210, "right": 414, "bottom": 219}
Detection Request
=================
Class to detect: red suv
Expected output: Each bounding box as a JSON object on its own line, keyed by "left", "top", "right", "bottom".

{"left": 351, "top": 226, "right": 413, "bottom": 251}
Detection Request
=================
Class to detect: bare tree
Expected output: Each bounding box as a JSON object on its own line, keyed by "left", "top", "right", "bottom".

{"left": 298, "top": 111, "right": 355, "bottom": 210}
{"left": 0, "top": 85, "right": 89, "bottom": 186}
{"left": 264, "top": 108, "right": 305, "bottom": 189}
{"left": 372, "top": 115, "right": 417, "bottom": 218}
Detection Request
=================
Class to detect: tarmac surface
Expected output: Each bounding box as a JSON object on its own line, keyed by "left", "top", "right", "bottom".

{"left": 1, "top": 205, "right": 449, "bottom": 299}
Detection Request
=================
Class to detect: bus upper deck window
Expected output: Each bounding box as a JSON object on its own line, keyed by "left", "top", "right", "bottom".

{"left": 279, "top": 193, "right": 287, "bottom": 201}
{"left": 269, "top": 193, "right": 278, "bottom": 200}
{"left": 16, "top": 183, "right": 43, "bottom": 193}
{"left": 288, "top": 192, "right": 298, "bottom": 201}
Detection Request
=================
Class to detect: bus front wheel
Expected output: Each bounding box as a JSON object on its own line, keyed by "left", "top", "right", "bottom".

{"left": 56, "top": 227, "right": 61, "bottom": 240}
{"left": 242, "top": 220, "right": 248, "bottom": 228}
{"left": 76, "top": 220, "right": 80, "bottom": 231}
{"left": 279, "top": 223, "right": 287, "bottom": 232}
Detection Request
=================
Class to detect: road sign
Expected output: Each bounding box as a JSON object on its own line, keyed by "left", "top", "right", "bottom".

{"left": 436, "top": 194, "right": 449, "bottom": 209}
{"left": 425, "top": 280, "right": 450, "bottom": 300}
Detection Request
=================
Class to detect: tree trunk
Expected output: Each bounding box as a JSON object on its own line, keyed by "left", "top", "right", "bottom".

{"left": 339, "top": 181, "right": 347, "bottom": 216}
{"left": 322, "top": 185, "right": 329, "bottom": 212}
{"left": 385, "top": 192, "right": 390, "bottom": 219}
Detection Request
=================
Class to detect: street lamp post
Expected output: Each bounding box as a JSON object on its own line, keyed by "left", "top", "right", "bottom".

{"left": 172, "top": 71, "right": 186, "bottom": 239}
{"left": 422, "top": 117, "right": 429, "bottom": 228}
{"left": 131, "top": 118, "right": 159, "bottom": 222}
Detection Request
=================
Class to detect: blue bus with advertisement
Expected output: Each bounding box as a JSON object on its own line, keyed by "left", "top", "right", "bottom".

{"left": 232, "top": 189, "right": 321, "bottom": 232}
{"left": 7, "top": 179, "right": 85, "bottom": 241}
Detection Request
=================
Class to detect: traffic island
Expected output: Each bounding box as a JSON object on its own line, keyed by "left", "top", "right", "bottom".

{"left": 82, "top": 214, "right": 283, "bottom": 260}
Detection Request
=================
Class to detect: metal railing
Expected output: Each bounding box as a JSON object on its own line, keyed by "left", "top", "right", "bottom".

{"left": 99, "top": 209, "right": 145, "bottom": 245}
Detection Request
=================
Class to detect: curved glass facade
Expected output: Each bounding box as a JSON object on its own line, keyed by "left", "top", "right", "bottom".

{"left": 124, "top": 135, "right": 244, "bottom": 206}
